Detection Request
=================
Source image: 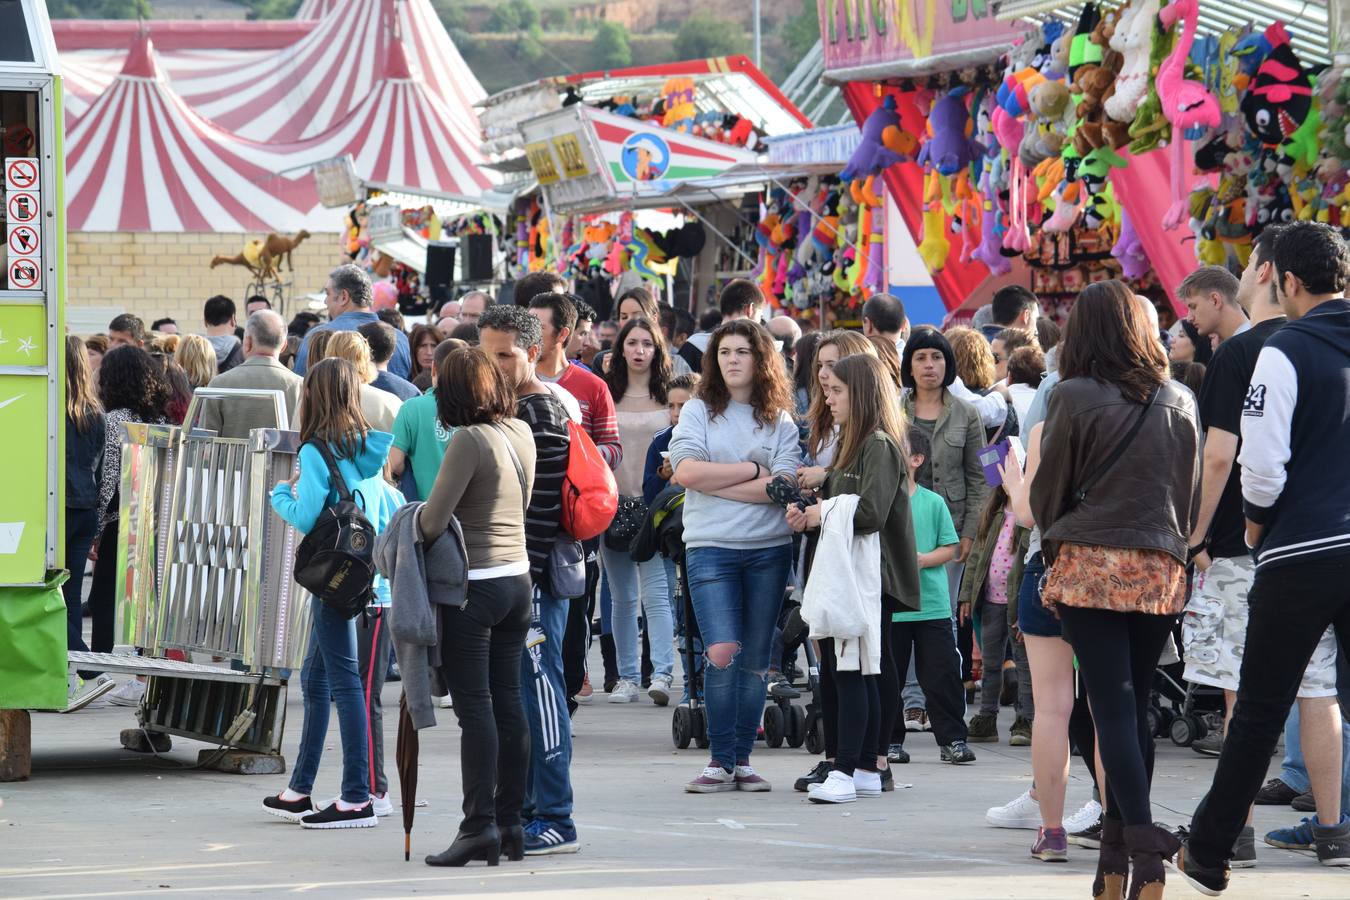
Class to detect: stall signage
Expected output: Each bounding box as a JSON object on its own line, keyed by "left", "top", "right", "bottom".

{"left": 817, "top": 0, "right": 1024, "bottom": 74}
{"left": 586, "top": 107, "right": 755, "bottom": 188}
{"left": 5, "top": 156, "right": 41, "bottom": 292}
{"left": 524, "top": 140, "right": 561, "bottom": 185}
{"left": 552, "top": 133, "right": 591, "bottom": 179}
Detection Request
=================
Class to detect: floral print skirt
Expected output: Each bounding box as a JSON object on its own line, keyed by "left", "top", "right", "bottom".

{"left": 1042, "top": 542, "right": 1187, "bottom": 616}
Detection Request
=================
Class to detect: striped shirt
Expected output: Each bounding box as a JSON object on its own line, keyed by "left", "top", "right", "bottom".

{"left": 517, "top": 391, "right": 572, "bottom": 585}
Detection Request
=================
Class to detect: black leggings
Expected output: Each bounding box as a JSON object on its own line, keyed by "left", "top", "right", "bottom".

{"left": 1057, "top": 605, "right": 1174, "bottom": 826}
{"left": 819, "top": 597, "right": 899, "bottom": 766}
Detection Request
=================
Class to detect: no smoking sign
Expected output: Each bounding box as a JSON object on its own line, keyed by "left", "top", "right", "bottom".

{"left": 5, "top": 159, "right": 37, "bottom": 191}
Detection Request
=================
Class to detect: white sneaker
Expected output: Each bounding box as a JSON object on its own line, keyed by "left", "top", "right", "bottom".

{"left": 63, "top": 674, "right": 116, "bottom": 713}
{"left": 986, "top": 789, "right": 1042, "bottom": 829}
{"left": 1063, "top": 798, "right": 1103, "bottom": 834}
{"left": 434, "top": 694, "right": 453, "bottom": 709}
{"left": 808, "top": 770, "right": 857, "bottom": 804}
{"left": 607, "top": 679, "right": 639, "bottom": 703}
{"left": 648, "top": 674, "right": 674, "bottom": 707}
{"left": 853, "top": 769, "right": 882, "bottom": 798}
{"left": 107, "top": 678, "right": 146, "bottom": 708}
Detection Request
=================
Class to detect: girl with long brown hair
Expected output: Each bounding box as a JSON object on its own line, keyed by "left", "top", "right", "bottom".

{"left": 265, "top": 357, "right": 401, "bottom": 831}
{"left": 408, "top": 323, "right": 444, "bottom": 389}
{"left": 1030, "top": 280, "right": 1200, "bottom": 897}
{"left": 62, "top": 336, "right": 111, "bottom": 706}
{"left": 788, "top": 354, "right": 919, "bottom": 802}
{"left": 670, "top": 318, "right": 800, "bottom": 793}
{"left": 601, "top": 315, "right": 677, "bottom": 704}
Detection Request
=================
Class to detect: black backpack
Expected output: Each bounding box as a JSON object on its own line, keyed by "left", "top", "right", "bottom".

{"left": 292, "top": 441, "right": 377, "bottom": 619}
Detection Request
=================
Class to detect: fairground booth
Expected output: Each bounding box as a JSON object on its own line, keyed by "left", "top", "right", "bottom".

{"left": 816, "top": 0, "right": 1346, "bottom": 326}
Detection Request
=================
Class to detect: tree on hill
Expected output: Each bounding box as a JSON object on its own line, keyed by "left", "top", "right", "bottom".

{"left": 673, "top": 11, "right": 747, "bottom": 61}
{"left": 592, "top": 20, "right": 631, "bottom": 69}
{"left": 487, "top": 0, "right": 540, "bottom": 33}
{"left": 48, "top": 0, "right": 151, "bottom": 17}
{"left": 783, "top": 0, "right": 821, "bottom": 61}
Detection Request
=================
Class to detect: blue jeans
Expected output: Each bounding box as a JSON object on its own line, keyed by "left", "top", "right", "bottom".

{"left": 601, "top": 545, "right": 673, "bottom": 682}
{"left": 686, "top": 544, "right": 792, "bottom": 769}
{"left": 1279, "top": 702, "right": 1350, "bottom": 814}
{"left": 290, "top": 602, "right": 370, "bottom": 804}
{"left": 522, "top": 589, "right": 574, "bottom": 827}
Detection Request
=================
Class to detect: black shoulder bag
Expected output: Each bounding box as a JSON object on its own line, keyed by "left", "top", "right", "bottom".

{"left": 292, "top": 442, "right": 377, "bottom": 619}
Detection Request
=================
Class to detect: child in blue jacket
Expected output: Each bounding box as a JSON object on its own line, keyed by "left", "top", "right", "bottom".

{"left": 263, "top": 358, "right": 402, "bottom": 830}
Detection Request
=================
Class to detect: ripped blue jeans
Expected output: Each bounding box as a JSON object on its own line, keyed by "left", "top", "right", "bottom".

{"left": 686, "top": 544, "right": 792, "bottom": 769}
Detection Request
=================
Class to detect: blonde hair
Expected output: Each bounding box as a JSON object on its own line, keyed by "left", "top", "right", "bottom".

{"left": 150, "top": 333, "right": 180, "bottom": 354}
{"left": 324, "top": 331, "right": 377, "bottom": 384}
{"left": 829, "top": 354, "right": 909, "bottom": 474}
{"left": 807, "top": 330, "right": 877, "bottom": 458}
{"left": 174, "top": 334, "right": 217, "bottom": 389}
{"left": 946, "top": 325, "right": 997, "bottom": 392}
{"left": 66, "top": 334, "right": 103, "bottom": 433}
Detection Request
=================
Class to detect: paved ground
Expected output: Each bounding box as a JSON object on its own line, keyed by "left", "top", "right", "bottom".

{"left": 3, "top": 660, "right": 1348, "bottom": 900}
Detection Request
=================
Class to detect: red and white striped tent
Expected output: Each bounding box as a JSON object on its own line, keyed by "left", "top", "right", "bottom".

{"left": 65, "top": 35, "right": 318, "bottom": 232}
{"left": 54, "top": 0, "right": 490, "bottom": 232}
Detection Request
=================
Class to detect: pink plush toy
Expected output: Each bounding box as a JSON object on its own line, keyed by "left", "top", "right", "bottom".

{"left": 1156, "top": 0, "right": 1222, "bottom": 229}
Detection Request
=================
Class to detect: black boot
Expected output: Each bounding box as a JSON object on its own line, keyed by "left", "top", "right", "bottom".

{"left": 500, "top": 824, "right": 524, "bottom": 862}
{"left": 425, "top": 826, "right": 501, "bottom": 867}
{"left": 1093, "top": 817, "right": 1128, "bottom": 900}
{"left": 1123, "top": 823, "right": 1181, "bottom": 900}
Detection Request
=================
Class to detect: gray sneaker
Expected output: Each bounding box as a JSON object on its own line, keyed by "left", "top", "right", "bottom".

{"left": 1191, "top": 730, "right": 1223, "bottom": 757}
{"left": 1316, "top": 814, "right": 1350, "bottom": 866}
{"left": 1231, "top": 825, "right": 1256, "bottom": 869}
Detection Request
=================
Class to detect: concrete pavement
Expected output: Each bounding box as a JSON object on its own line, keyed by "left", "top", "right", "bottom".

{"left": 2, "top": 665, "right": 1347, "bottom": 899}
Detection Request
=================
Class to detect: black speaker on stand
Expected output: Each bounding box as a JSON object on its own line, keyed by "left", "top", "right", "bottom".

{"left": 464, "top": 234, "right": 494, "bottom": 282}
{"left": 426, "top": 241, "right": 457, "bottom": 290}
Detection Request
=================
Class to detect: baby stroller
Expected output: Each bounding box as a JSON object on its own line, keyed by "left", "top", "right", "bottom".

{"left": 1150, "top": 663, "right": 1225, "bottom": 747}
{"left": 630, "top": 485, "right": 707, "bottom": 749}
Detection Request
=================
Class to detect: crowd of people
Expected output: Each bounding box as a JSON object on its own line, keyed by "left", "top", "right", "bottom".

{"left": 62, "top": 222, "right": 1350, "bottom": 896}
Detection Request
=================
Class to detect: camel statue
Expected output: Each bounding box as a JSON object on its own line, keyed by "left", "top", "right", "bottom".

{"left": 210, "top": 230, "right": 311, "bottom": 281}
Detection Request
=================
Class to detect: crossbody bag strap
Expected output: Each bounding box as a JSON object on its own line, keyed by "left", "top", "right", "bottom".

{"left": 490, "top": 424, "right": 530, "bottom": 519}
{"left": 309, "top": 440, "right": 354, "bottom": 503}
{"left": 1068, "top": 385, "right": 1160, "bottom": 509}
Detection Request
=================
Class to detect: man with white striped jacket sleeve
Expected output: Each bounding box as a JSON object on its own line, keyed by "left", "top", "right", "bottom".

{"left": 1179, "top": 222, "right": 1350, "bottom": 891}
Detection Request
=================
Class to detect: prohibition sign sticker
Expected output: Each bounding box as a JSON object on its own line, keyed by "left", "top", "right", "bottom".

{"left": 8, "top": 257, "right": 40, "bottom": 290}
{"left": 8, "top": 225, "right": 37, "bottom": 256}
{"left": 5, "top": 159, "right": 36, "bottom": 191}
{"left": 7, "top": 191, "right": 38, "bottom": 224}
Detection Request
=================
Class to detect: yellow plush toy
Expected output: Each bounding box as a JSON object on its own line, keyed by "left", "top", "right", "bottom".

{"left": 917, "top": 207, "right": 951, "bottom": 273}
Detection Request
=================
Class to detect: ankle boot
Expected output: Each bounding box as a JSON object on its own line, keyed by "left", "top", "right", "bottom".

{"left": 425, "top": 826, "right": 501, "bottom": 867}
{"left": 1123, "top": 823, "right": 1182, "bottom": 900}
{"left": 500, "top": 824, "right": 524, "bottom": 862}
{"left": 600, "top": 633, "right": 618, "bottom": 690}
{"left": 1094, "top": 817, "right": 1129, "bottom": 900}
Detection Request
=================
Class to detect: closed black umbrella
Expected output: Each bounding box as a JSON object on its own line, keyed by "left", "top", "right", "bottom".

{"left": 395, "top": 691, "right": 419, "bottom": 861}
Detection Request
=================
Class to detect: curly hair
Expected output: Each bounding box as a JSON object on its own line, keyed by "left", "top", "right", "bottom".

{"left": 98, "top": 345, "right": 170, "bottom": 421}
{"left": 604, "top": 317, "right": 671, "bottom": 405}
{"left": 946, "top": 326, "right": 997, "bottom": 392}
{"left": 699, "top": 319, "right": 793, "bottom": 427}
{"left": 1272, "top": 221, "right": 1350, "bottom": 296}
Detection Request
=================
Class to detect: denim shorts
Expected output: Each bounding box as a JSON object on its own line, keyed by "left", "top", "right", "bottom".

{"left": 1016, "top": 552, "right": 1061, "bottom": 638}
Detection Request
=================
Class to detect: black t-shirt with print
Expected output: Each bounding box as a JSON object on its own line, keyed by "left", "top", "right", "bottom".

{"left": 1196, "top": 317, "right": 1284, "bottom": 558}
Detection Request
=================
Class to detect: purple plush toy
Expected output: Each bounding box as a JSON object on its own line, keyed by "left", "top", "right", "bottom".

{"left": 1112, "top": 209, "right": 1150, "bottom": 280}
{"left": 918, "top": 92, "right": 985, "bottom": 177}
{"left": 841, "top": 95, "right": 910, "bottom": 182}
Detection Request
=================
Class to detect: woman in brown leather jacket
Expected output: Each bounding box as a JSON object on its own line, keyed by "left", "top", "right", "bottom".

{"left": 1030, "top": 281, "right": 1201, "bottom": 900}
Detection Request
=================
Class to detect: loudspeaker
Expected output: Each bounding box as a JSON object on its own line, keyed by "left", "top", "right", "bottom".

{"left": 464, "top": 234, "right": 494, "bottom": 282}
{"left": 426, "top": 242, "right": 456, "bottom": 287}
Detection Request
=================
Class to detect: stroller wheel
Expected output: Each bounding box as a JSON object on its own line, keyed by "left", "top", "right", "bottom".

{"left": 1146, "top": 706, "right": 1161, "bottom": 740}
{"left": 763, "top": 704, "right": 785, "bottom": 748}
{"left": 692, "top": 707, "right": 710, "bottom": 749}
{"left": 804, "top": 711, "right": 824, "bottom": 755}
{"left": 786, "top": 704, "right": 807, "bottom": 748}
{"left": 672, "top": 706, "right": 693, "bottom": 749}
{"left": 1171, "top": 714, "right": 1199, "bottom": 747}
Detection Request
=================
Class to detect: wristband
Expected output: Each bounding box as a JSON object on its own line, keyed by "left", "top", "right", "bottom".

{"left": 1187, "top": 542, "right": 1207, "bottom": 562}
{"left": 751, "top": 461, "right": 762, "bottom": 480}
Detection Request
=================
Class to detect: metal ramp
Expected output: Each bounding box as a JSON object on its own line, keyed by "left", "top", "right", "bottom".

{"left": 82, "top": 389, "right": 314, "bottom": 760}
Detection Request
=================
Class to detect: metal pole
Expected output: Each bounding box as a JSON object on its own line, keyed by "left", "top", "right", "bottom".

{"left": 753, "top": 0, "right": 762, "bottom": 69}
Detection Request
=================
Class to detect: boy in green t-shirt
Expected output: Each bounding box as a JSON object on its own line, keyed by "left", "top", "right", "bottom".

{"left": 889, "top": 428, "right": 975, "bottom": 764}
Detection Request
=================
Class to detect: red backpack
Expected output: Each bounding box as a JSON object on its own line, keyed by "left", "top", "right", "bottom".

{"left": 560, "top": 419, "right": 618, "bottom": 541}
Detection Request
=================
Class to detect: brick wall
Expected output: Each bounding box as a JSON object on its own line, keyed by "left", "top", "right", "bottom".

{"left": 66, "top": 231, "right": 342, "bottom": 334}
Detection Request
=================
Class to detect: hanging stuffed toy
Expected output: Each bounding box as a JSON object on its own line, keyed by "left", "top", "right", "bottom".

{"left": 917, "top": 207, "right": 951, "bottom": 273}
{"left": 1112, "top": 209, "right": 1151, "bottom": 279}
{"left": 1156, "top": 0, "right": 1222, "bottom": 229}
{"left": 841, "top": 95, "right": 916, "bottom": 183}
{"left": 918, "top": 91, "right": 985, "bottom": 177}
{"left": 1126, "top": 11, "right": 1179, "bottom": 156}
{"left": 1241, "top": 23, "right": 1314, "bottom": 148}
{"left": 661, "top": 78, "right": 697, "bottom": 133}
{"left": 1103, "top": 0, "right": 1161, "bottom": 125}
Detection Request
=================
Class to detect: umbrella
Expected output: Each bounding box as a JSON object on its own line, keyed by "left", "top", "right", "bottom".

{"left": 396, "top": 691, "right": 419, "bottom": 861}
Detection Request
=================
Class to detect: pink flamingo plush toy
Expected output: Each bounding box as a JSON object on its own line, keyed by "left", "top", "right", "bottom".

{"left": 1156, "top": 0, "right": 1222, "bottom": 229}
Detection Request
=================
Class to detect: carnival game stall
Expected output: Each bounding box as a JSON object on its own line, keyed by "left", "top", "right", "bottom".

{"left": 816, "top": 0, "right": 1345, "bottom": 321}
